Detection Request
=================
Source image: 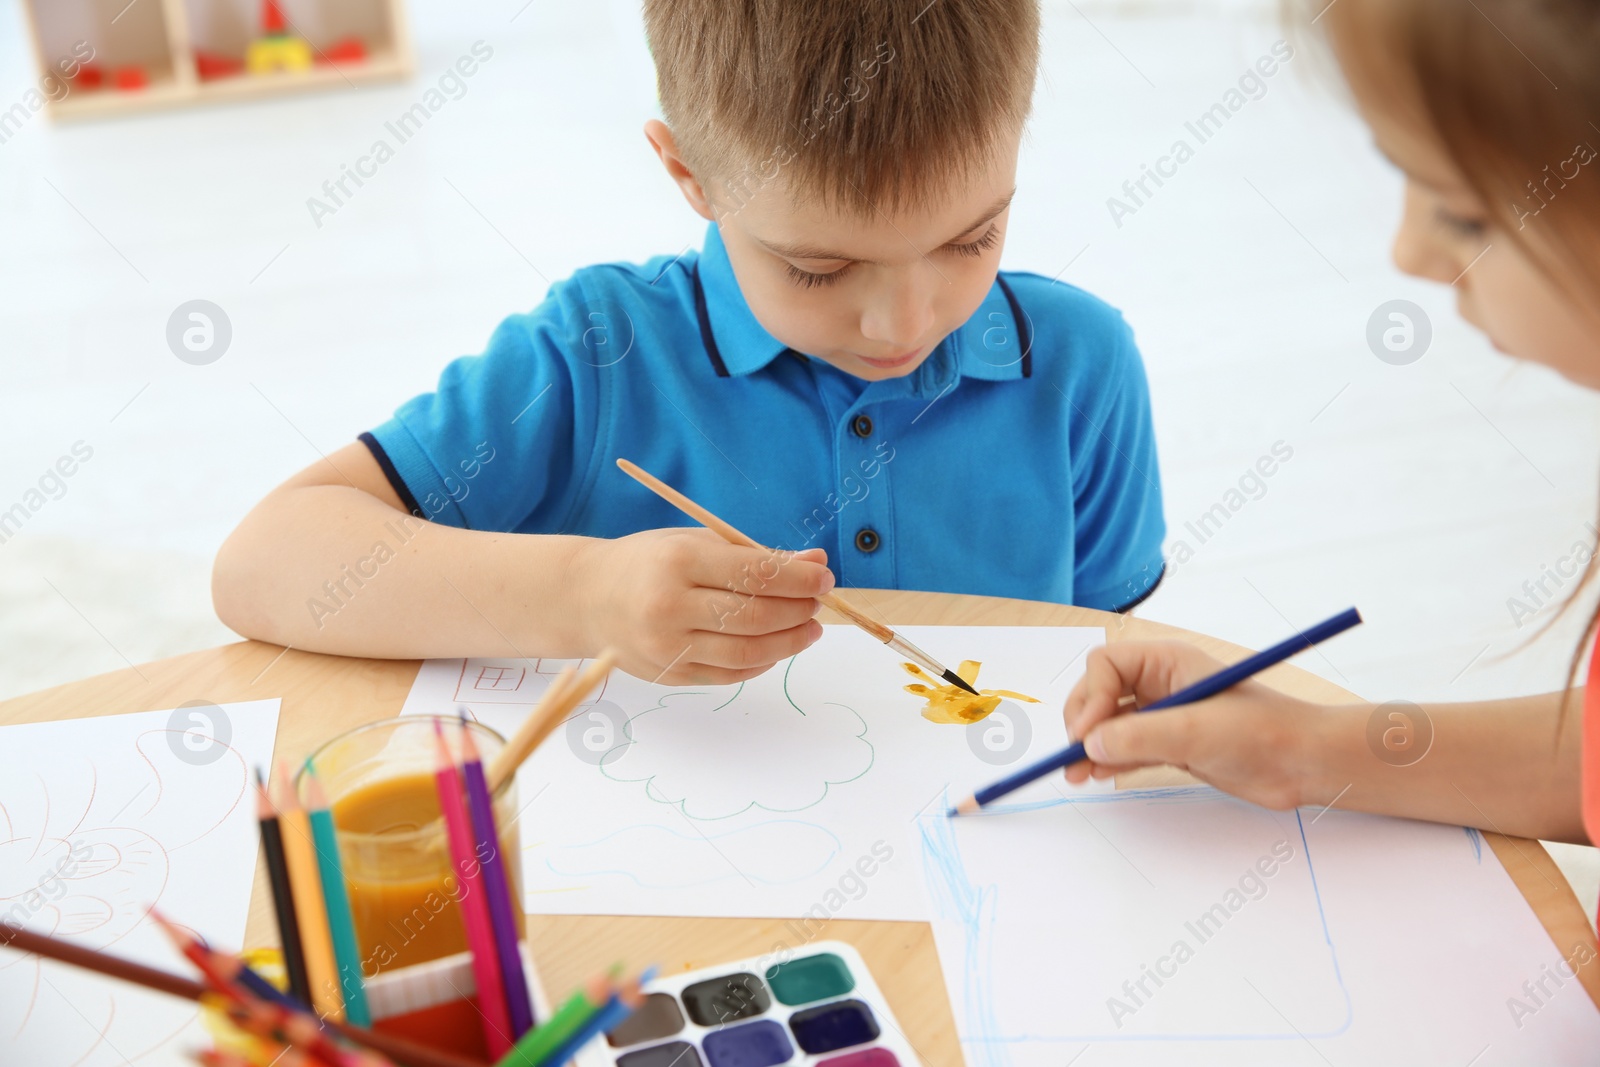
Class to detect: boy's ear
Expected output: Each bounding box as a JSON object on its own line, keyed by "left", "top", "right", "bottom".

{"left": 644, "top": 120, "right": 716, "bottom": 222}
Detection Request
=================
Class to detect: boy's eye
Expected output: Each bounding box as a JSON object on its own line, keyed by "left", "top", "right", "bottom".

{"left": 780, "top": 224, "right": 1001, "bottom": 287}
{"left": 785, "top": 262, "right": 853, "bottom": 289}
{"left": 947, "top": 224, "right": 1001, "bottom": 257}
{"left": 1434, "top": 206, "right": 1487, "bottom": 239}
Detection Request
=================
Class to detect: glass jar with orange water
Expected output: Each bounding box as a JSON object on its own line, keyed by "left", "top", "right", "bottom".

{"left": 296, "top": 716, "right": 525, "bottom": 977}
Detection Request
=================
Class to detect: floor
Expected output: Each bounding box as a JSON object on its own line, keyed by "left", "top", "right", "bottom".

{"left": 2, "top": 0, "right": 1597, "bottom": 909}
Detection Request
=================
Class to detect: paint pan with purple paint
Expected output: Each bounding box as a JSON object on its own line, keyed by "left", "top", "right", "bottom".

{"left": 596, "top": 941, "right": 916, "bottom": 1067}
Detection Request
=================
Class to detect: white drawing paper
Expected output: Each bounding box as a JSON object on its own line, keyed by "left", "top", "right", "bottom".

{"left": 398, "top": 625, "right": 1107, "bottom": 920}
{"left": 0, "top": 700, "right": 282, "bottom": 1067}
{"left": 918, "top": 786, "right": 1600, "bottom": 1066}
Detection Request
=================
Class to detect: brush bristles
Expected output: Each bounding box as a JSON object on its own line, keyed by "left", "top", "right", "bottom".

{"left": 942, "top": 669, "right": 980, "bottom": 696}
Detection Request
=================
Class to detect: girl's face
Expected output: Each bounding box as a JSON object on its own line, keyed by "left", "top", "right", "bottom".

{"left": 1358, "top": 100, "right": 1600, "bottom": 389}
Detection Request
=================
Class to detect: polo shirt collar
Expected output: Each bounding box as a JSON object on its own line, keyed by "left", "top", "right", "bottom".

{"left": 696, "top": 223, "right": 791, "bottom": 377}
{"left": 945, "top": 276, "right": 1033, "bottom": 382}
{"left": 887, "top": 279, "right": 1033, "bottom": 396}
{"left": 695, "top": 222, "right": 1031, "bottom": 386}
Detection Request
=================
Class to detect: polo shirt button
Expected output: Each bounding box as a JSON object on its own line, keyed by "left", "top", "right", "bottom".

{"left": 854, "top": 527, "right": 881, "bottom": 553}
{"left": 850, "top": 414, "right": 874, "bottom": 438}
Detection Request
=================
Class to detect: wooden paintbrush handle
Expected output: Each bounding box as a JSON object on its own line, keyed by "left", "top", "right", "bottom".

{"left": 819, "top": 592, "right": 893, "bottom": 642}
{"left": 615, "top": 459, "right": 763, "bottom": 549}
{"left": 486, "top": 652, "right": 616, "bottom": 791}
{"left": 616, "top": 458, "right": 895, "bottom": 643}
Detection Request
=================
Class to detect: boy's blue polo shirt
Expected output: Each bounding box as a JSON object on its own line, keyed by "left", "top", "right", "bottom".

{"left": 362, "top": 224, "right": 1166, "bottom": 611}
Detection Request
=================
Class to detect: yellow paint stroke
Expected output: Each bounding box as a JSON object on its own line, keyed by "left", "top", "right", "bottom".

{"left": 901, "top": 661, "right": 1039, "bottom": 725}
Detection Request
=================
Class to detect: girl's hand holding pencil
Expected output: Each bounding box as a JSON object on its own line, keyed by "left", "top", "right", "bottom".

{"left": 948, "top": 608, "right": 1361, "bottom": 815}
{"left": 1061, "top": 640, "right": 1324, "bottom": 809}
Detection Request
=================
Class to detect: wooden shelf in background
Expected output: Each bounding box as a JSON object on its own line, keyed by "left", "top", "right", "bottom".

{"left": 48, "top": 50, "right": 411, "bottom": 121}
{"left": 22, "top": 0, "right": 413, "bottom": 122}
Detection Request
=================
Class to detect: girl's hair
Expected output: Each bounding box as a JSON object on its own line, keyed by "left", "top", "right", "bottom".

{"left": 1311, "top": 0, "right": 1600, "bottom": 692}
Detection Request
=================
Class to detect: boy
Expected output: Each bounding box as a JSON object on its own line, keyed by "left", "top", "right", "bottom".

{"left": 213, "top": 0, "right": 1166, "bottom": 686}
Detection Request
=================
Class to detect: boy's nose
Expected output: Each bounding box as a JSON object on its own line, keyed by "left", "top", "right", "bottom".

{"left": 858, "top": 276, "right": 937, "bottom": 349}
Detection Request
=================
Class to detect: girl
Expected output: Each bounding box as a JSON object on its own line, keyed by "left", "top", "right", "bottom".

{"left": 1065, "top": 0, "right": 1600, "bottom": 857}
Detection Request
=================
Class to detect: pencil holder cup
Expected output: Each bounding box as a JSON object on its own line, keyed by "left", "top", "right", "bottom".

{"left": 296, "top": 716, "right": 526, "bottom": 978}
{"left": 364, "top": 944, "right": 552, "bottom": 1064}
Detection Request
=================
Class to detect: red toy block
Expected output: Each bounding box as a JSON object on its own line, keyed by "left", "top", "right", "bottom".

{"left": 113, "top": 66, "right": 147, "bottom": 91}
{"left": 195, "top": 51, "right": 245, "bottom": 81}
{"left": 320, "top": 36, "right": 367, "bottom": 64}
{"left": 261, "top": 0, "right": 288, "bottom": 35}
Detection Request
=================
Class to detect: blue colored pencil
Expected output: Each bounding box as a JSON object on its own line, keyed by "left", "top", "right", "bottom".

{"left": 234, "top": 959, "right": 304, "bottom": 1011}
{"left": 534, "top": 993, "right": 622, "bottom": 1067}
{"left": 458, "top": 713, "right": 537, "bottom": 1037}
{"left": 949, "top": 607, "right": 1363, "bottom": 815}
{"left": 535, "top": 967, "right": 656, "bottom": 1067}
{"left": 184, "top": 932, "right": 303, "bottom": 1012}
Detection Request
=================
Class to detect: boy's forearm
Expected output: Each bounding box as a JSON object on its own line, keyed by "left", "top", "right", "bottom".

{"left": 1298, "top": 691, "right": 1587, "bottom": 844}
{"left": 214, "top": 483, "right": 597, "bottom": 660}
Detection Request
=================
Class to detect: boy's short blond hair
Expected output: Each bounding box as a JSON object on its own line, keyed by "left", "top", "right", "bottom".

{"left": 643, "top": 0, "right": 1041, "bottom": 215}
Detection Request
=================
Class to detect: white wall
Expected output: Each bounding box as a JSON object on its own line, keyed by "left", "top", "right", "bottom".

{"left": 1, "top": 0, "right": 1596, "bottom": 719}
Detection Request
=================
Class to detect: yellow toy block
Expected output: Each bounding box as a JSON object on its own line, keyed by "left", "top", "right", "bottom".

{"left": 246, "top": 35, "right": 314, "bottom": 75}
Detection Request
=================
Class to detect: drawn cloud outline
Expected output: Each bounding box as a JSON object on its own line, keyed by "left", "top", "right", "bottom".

{"left": 597, "top": 657, "right": 875, "bottom": 820}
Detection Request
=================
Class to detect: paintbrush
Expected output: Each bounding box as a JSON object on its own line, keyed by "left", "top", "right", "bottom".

{"left": 615, "top": 458, "right": 980, "bottom": 696}
{"left": 486, "top": 653, "right": 616, "bottom": 791}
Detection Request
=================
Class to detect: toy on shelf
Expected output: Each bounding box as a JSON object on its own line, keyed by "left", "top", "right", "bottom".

{"left": 245, "top": 0, "right": 313, "bottom": 75}
{"left": 319, "top": 36, "right": 367, "bottom": 65}
{"left": 21, "top": 0, "right": 409, "bottom": 119}
{"left": 194, "top": 51, "right": 244, "bottom": 81}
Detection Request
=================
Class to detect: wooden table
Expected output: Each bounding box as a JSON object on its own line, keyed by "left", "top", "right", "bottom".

{"left": 4, "top": 589, "right": 1597, "bottom": 1064}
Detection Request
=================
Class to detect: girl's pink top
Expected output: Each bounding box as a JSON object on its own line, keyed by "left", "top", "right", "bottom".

{"left": 1581, "top": 630, "right": 1600, "bottom": 864}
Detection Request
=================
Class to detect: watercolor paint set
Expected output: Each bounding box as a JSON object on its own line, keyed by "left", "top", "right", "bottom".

{"left": 594, "top": 941, "right": 915, "bottom": 1067}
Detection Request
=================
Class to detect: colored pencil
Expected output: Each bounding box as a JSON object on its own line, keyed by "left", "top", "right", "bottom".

{"left": 147, "top": 909, "right": 246, "bottom": 993}
{"left": 2, "top": 917, "right": 209, "bottom": 1000}
{"left": 950, "top": 607, "right": 1365, "bottom": 815}
{"left": 193, "top": 1047, "right": 268, "bottom": 1067}
{"left": 615, "top": 457, "right": 980, "bottom": 695}
{"left": 535, "top": 967, "right": 655, "bottom": 1067}
{"left": 256, "top": 766, "right": 312, "bottom": 1006}
{"left": 213, "top": 994, "right": 388, "bottom": 1067}
{"left": 432, "top": 720, "right": 515, "bottom": 1057}
{"left": 493, "top": 975, "right": 612, "bottom": 1067}
{"left": 0, "top": 922, "right": 482, "bottom": 1067}
{"left": 457, "top": 712, "right": 536, "bottom": 1036}
{"left": 193, "top": 1042, "right": 291, "bottom": 1067}
{"left": 200, "top": 995, "right": 322, "bottom": 1067}
{"left": 275, "top": 761, "right": 346, "bottom": 1020}
{"left": 148, "top": 910, "right": 381, "bottom": 1067}
{"left": 304, "top": 761, "right": 373, "bottom": 1026}
{"left": 487, "top": 652, "right": 617, "bottom": 791}
{"left": 152, "top": 909, "right": 299, "bottom": 1012}
{"left": 232, "top": 956, "right": 304, "bottom": 1011}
